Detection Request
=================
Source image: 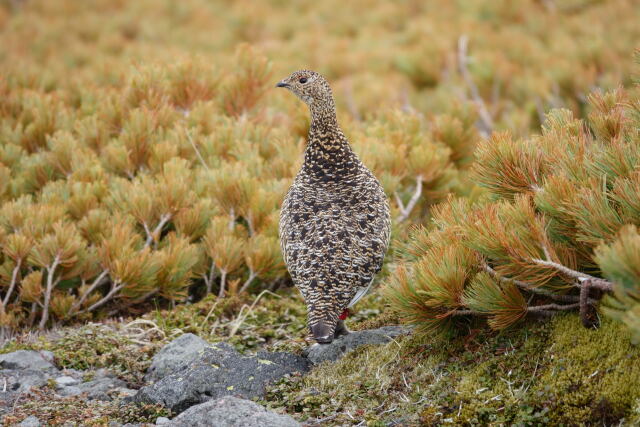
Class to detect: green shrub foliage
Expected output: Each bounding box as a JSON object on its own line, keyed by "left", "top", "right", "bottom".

{"left": 385, "top": 86, "right": 640, "bottom": 341}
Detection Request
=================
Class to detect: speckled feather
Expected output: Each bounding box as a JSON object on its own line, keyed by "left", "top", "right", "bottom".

{"left": 277, "top": 70, "right": 391, "bottom": 340}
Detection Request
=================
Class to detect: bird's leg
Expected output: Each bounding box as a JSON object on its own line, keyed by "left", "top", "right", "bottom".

{"left": 334, "top": 309, "right": 351, "bottom": 338}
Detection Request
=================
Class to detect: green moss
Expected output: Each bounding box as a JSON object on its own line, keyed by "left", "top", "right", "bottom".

{"left": 532, "top": 315, "right": 640, "bottom": 425}
{"left": 265, "top": 314, "right": 639, "bottom": 425}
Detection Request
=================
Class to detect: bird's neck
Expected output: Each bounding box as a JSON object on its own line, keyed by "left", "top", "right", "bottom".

{"left": 304, "top": 106, "right": 358, "bottom": 178}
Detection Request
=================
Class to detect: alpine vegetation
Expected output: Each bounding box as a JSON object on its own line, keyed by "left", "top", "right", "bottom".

{"left": 277, "top": 70, "right": 391, "bottom": 343}
{"left": 385, "top": 85, "right": 640, "bottom": 342}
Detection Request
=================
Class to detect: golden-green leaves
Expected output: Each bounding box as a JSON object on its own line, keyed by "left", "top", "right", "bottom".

{"left": 463, "top": 272, "right": 527, "bottom": 330}
{"left": 386, "top": 85, "right": 640, "bottom": 339}
{"left": 472, "top": 132, "right": 547, "bottom": 199}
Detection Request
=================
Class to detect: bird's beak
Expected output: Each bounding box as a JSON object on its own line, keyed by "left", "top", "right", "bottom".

{"left": 276, "top": 81, "right": 289, "bottom": 88}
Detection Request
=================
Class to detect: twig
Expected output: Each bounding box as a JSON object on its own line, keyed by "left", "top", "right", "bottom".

{"left": 228, "top": 208, "right": 235, "bottom": 231}
{"left": 39, "top": 255, "right": 61, "bottom": 329}
{"left": 199, "top": 299, "right": 220, "bottom": 328}
{"left": 526, "top": 302, "right": 580, "bottom": 313}
{"left": 204, "top": 260, "right": 217, "bottom": 295}
{"left": 186, "top": 128, "right": 210, "bottom": 170}
{"left": 2, "top": 258, "right": 22, "bottom": 306}
{"left": 145, "top": 213, "right": 172, "bottom": 247}
{"left": 530, "top": 258, "right": 613, "bottom": 291}
{"left": 457, "top": 35, "right": 493, "bottom": 137}
{"left": 482, "top": 262, "right": 598, "bottom": 303}
{"left": 71, "top": 269, "right": 110, "bottom": 313}
{"left": 218, "top": 270, "right": 228, "bottom": 298}
{"left": 395, "top": 175, "right": 423, "bottom": 223}
{"left": 579, "top": 279, "right": 601, "bottom": 328}
{"left": 80, "top": 282, "right": 124, "bottom": 313}
{"left": 239, "top": 270, "right": 257, "bottom": 294}
{"left": 227, "top": 290, "right": 281, "bottom": 337}
{"left": 449, "top": 308, "right": 483, "bottom": 316}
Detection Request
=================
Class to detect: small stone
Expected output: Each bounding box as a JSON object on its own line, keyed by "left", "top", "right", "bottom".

{"left": 55, "top": 375, "right": 79, "bottom": 387}
{"left": 0, "top": 350, "right": 58, "bottom": 372}
{"left": 78, "top": 377, "right": 127, "bottom": 401}
{"left": 145, "top": 333, "right": 210, "bottom": 383}
{"left": 18, "top": 416, "right": 41, "bottom": 427}
{"left": 114, "top": 387, "right": 137, "bottom": 397}
{"left": 94, "top": 368, "right": 117, "bottom": 379}
{"left": 168, "top": 396, "right": 300, "bottom": 427}
{"left": 155, "top": 416, "right": 171, "bottom": 425}
{"left": 0, "top": 369, "right": 51, "bottom": 395}
{"left": 304, "top": 326, "right": 411, "bottom": 364}
{"left": 57, "top": 385, "right": 83, "bottom": 397}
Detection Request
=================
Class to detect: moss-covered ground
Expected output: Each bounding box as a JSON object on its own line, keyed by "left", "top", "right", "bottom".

{"left": 2, "top": 289, "right": 639, "bottom": 425}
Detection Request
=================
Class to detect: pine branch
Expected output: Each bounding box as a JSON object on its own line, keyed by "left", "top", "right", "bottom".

{"left": 70, "top": 270, "right": 110, "bottom": 313}
{"left": 526, "top": 302, "right": 580, "bottom": 313}
{"left": 39, "top": 255, "right": 61, "bottom": 329}
{"left": 186, "top": 129, "right": 210, "bottom": 170}
{"left": 228, "top": 208, "right": 235, "bottom": 231}
{"left": 204, "top": 260, "right": 216, "bottom": 295}
{"left": 239, "top": 270, "right": 257, "bottom": 294}
{"left": 2, "top": 258, "right": 22, "bottom": 306}
{"left": 81, "top": 281, "right": 124, "bottom": 314}
{"left": 218, "top": 270, "right": 228, "bottom": 298}
{"left": 395, "top": 175, "right": 423, "bottom": 223}
{"left": 457, "top": 35, "right": 493, "bottom": 137}
{"left": 530, "top": 258, "right": 613, "bottom": 291}
{"left": 448, "top": 308, "right": 483, "bottom": 316}
{"left": 144, "top": 213, "right": 173, "bottom": 247}
{"left": 483, "top": 262, "right": 601, "bottom": 304}
{"left": 482, "top": 262, "right": 555, "bottom": 297}
{"left": 579, "top": 279, "right": 601, "bottom": 328}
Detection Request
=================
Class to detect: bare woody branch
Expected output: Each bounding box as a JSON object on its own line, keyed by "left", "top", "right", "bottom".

{"left": 2, "top": 258, "right": 22, "bottom": 306}
{"left": 395, "top": 175, "right": 423, "bottom": 223}
{"left": 457, "top": 35, "right": 494, "bottom": 137}
{"left": 39, "top": 255, "right": 61, "bottom": 329}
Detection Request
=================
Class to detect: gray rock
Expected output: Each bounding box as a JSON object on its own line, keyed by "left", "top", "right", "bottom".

{"left": 155, "top": 416, "right": 171, "bottom": 425}
{"left": 0, "top": 350, "right": 58, "bottom": 372}
{"left": 40, "top": 351, "right": 55, "bottom": 364}
{"left": 134, "top": 342, "right": 310, "bottom": 414}
{"left": 304, "top": 326, "right": 410, "bottom": 364}
{"left": 57, "top": 385, "right": 83, "bottom": 396}
{"left": 168, "top": 396, "right": 300, "bottom": 427}
{"left": 18, "top": 415, "right": 41, "bottom": 427}
{"left": 0, "top": 369, "right": 50, "bottom": 395}
{"left": 114, "top": 387, "right": 137, "bottom": 398}
{"left": 145, "top": 333, "right": 210, "bottom": 383}
{"left": 94, "top": 368, "right": 117, "bottom": 379}
{"left": 55, "top": 375, "right": 79, "bottom": 387}
{"left": 78, "top": 376, "right": 128, "bottom": 400}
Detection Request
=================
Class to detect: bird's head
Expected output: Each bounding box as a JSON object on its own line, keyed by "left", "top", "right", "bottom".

{"left": 275, "top": 70, "right": 334, "bottom": 111}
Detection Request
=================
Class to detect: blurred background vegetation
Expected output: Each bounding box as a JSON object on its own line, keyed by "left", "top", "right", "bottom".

{"left": 0, "top": 0, "right": 639, "bottom": 337}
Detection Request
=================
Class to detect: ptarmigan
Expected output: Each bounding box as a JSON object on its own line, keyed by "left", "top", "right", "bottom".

{"left": 276, "top": 70, "right": 391, "bottom": 344}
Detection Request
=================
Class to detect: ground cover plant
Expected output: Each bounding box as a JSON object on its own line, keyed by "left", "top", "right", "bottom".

{"left": 385, "top": 84, "right": 640, "bottom": 341}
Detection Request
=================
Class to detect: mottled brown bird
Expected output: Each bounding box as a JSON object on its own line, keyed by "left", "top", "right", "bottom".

{"left": 276, "top": 70, "right": 391, "bottom": 344}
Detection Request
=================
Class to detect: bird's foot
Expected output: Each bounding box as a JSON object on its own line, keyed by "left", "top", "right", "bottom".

{"left": 334, "top": 319, "right": 351, "bottom": 339}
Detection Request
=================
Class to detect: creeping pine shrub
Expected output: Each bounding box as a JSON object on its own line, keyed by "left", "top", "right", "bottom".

{"left": 385, "top": 86, "right": 640, "bottom": 341}
{"left": 0, "top": 49, "right": 475, "bottom": 330}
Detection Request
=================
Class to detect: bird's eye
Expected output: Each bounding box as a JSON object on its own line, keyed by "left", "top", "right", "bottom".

{"left": 299, "top": 77, "right": 308, "bottom": 84}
